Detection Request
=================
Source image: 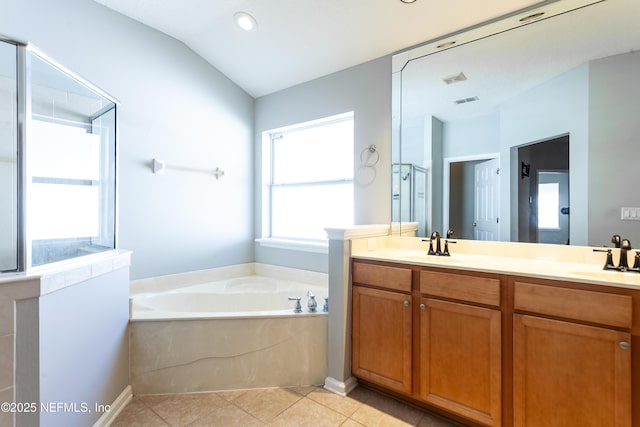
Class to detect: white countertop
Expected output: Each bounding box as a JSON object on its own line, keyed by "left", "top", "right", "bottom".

{"left": 352, "top": 246, "right": 640, "bottom": 290}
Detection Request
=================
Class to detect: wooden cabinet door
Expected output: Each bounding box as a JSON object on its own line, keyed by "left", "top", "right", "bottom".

{"left": 420, "top": 298, "right": 502, "bottom": 426}
{"left": 513, "top": 314, "right": 631, "bottom": 427}
{"left": 352, "top": 285, "right": 412, "bottom": 394}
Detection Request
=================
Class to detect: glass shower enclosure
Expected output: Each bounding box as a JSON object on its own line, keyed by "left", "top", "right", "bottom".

{"left": 1, "top": 37, "right": 118, "bottom": 273}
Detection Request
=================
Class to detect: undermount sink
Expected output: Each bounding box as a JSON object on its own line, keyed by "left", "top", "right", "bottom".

{"left": 568, "top": 269, "right": 639, "bottom": 281}
{"left": 570, "top": 270, "right": 615, "bottom": 278}
{"left": 402, "top": 255, "right": 462, "bottom": 264}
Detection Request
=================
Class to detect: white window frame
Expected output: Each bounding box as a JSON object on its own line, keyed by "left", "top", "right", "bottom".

{"left": 257, "top": 112, "right": 354, "bottom": 252}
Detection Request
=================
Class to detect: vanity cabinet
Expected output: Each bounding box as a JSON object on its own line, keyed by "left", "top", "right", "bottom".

{"left": 351, "top": 260, "right": 503, "bottom": 426}
{"left": 351, "top": 258, "right": 639, "bottom": 427}
{"left": 351, "top": 262, "right": 413, "bottom": 394}
{"left": 513, "top": 282, "right": 632, "bottom": 427}
{"left": 419, "top": 271, "right": 502, "bottom": 427}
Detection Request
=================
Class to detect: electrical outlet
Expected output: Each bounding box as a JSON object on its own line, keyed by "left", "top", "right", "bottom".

{"left": 621, "top": 207, "right": 640, "bottom": 220}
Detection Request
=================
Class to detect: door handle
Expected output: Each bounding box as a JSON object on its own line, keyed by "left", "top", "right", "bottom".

{"left": 472, "top": 222, "right": 477, "bottom": 227}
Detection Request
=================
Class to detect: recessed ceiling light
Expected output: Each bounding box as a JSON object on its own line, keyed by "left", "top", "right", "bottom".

{"left": 519, "top": 12, "right": 545, "bottom": 23}
{"left": 234, "top": 12, "right": 257, "bottom": 31}
{"left": 400, "top": 0, "right": 417, "bottom": 3}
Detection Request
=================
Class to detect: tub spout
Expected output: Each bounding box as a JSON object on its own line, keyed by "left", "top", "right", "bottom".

{"left": 307, "top": 291, "right": 318, "bottom": 313}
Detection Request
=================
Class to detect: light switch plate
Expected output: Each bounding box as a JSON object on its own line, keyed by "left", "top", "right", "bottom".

{"left": 621, "top": 207, "right": 640, "bottom": 220}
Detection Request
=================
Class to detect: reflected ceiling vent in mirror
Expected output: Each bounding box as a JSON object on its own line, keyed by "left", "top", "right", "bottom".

{"left": 519, "top": 11, "right": 545, "bottom": 23}
{"left": 437, "top": 41, "right": 457, "bottom": 49}
{"left": 454, "top": 96, "right": 479, "bottom": 105}
{"left": 443, "top": 72, "right": 467, "bottom": 85}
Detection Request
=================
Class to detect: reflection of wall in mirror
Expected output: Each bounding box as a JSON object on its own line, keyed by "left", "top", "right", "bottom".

{"left": 401, "top": 51, "right": 640, "bottom": 246}
{"left": 588, "top": 51, "right": 640, "bottom": 246}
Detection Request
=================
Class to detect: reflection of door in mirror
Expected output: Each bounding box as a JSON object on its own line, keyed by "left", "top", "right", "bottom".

{"left": 474, "top": 158, "right": 500, "bottom": 241}
{"left": 448, "top": 157, "right": 499, "bottom": 241}
{"left": 537, "top": 171, "right": 570, "bottom": 244}
{"left": 518, "top": 136, "right": 570, "bottom": 244}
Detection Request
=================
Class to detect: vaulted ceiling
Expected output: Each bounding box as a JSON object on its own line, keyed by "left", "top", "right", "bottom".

{"left": 93, "top": 0, "right": 547, "bottom": 97}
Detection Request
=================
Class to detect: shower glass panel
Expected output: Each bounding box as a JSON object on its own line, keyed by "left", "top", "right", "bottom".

{"left": 0, "top": 41, "right": 17, "bottom": 272}
{"left": 392, "top": 163, "right": 428, "bottom": 236}
{"left": 0, "top": 37, "right": 118, "bottom": 273}
{"left": 28, "top": 51, "right": 117, "bottom": 267}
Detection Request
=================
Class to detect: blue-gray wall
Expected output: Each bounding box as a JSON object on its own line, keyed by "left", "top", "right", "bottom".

{"left": 15, "top": 267, "right": 130, "bottom": 427}
{"left": 254, "top": 57, "right": 392, "bottom": 272}
{"left": 588, "top": 52, "right": 640, "bottom": 246}
{"left": 1, "top": 0, "right": 255, "bottom": 280}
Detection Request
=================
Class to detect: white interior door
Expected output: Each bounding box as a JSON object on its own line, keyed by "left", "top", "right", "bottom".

{"left": 474, "top": 158, "right": 500, "bottom": 241}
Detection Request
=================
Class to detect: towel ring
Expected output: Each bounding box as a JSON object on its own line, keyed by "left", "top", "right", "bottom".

{"left": 360, "top": 144, "right": 379, "bottom": 167}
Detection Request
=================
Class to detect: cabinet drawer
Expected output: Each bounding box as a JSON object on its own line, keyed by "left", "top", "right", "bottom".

{"left": 514, "top": 282, "right": 632, "bottom": 328}
{"left": 353, "top": 262, "right": 412, "bottom": 292}
{"left": 420, "top": 270, "right": 500, "bottom": 307}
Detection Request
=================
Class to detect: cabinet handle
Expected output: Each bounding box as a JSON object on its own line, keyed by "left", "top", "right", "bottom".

{"left": 404, "top": 300, "right": 410, "bottom": 307}
{"left": 620, "top": 341, "right": 630, "bottom": 350}
{"left": 420, "top": 303, "right": 426, "bottom": 310}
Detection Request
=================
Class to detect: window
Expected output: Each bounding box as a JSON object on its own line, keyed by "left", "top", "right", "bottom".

{"left": 263, "top": 113, "right": 354, "bottom": 243}
{"left": 538, "top": 182, "right": 560, "bottom": 229}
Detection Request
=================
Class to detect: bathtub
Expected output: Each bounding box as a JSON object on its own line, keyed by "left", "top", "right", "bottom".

{"left": 129, "top": 263, "right": 329, "bottom": 394}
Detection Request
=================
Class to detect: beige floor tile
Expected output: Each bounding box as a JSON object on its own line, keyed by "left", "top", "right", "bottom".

{"left": 142, "top": 392, "right": 227, "bottom": 426}
{"left": 271, "top": 397, "right": 347, "bottom": 427}
{"left": 306, "top": 388, "right": 364, "bottom": 417}
{"left": 416, "top": 412, "right": 460, "bottom": 427}
{"left": 341, "top": 419, "right": 366, "bottom": 427}
{"left": 112, "top": 386, "right": 462, "bottom": 427}
{"left": 289, "top": 385, "right": 318, "bottom": 396}
{"left": 110, "top": 397, "right": 170, "bottom": 427}
{"left": 353, "top": 393, "right": 425, "bottom": 426}
{"left": 232, "top": 387, "right": 302, "bottom": 422}
{"left": 186, "top": 404, "right": 266, "bottom": 427}
{"left": 215, "top": 389, "right": 247, "bottom": 402}
{"left": 346, "top": 386, "right": 377, "bottom": 404}
{"left": 350, "top": 403, "right": 418, "bottom": 427}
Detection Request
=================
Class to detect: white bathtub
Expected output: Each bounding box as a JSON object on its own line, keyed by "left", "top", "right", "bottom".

{"left": 131, "top": 276, "right": 328, "bottom": 319}
{"left": 129, "top": 264, "right": 329, "bottom": 394}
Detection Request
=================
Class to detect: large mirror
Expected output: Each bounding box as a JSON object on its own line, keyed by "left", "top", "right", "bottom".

{"left": 392, "top": 0, "right": 640, "bottom": 247}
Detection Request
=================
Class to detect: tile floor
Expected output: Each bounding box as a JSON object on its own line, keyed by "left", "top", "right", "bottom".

{"left": 111, "top": 385, "right": 462, "bottom": 426}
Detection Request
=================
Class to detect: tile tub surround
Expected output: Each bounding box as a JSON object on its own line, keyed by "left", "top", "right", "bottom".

{"left": 130, "top": 263, "right": 329, "bottom": 394}
{"left": 131, "top": 315, "right": 328, "bottom": 394}
{"left": 130, "top": 262, "right": 328, "bottom": 297}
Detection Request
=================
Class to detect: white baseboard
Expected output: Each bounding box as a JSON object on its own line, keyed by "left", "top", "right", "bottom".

{"left": 323, "top": 376, "right": 358, "bottom": 396}
{"left": 92, "top": 385, "right": 132, "bottom": 427}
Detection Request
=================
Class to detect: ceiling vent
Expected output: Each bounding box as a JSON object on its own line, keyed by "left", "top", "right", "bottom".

{"left": 442, "top": 72, "right": 467, "bottom": 85}
{"left": 454, "top": 96, "right": 479, "bottom": 105}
